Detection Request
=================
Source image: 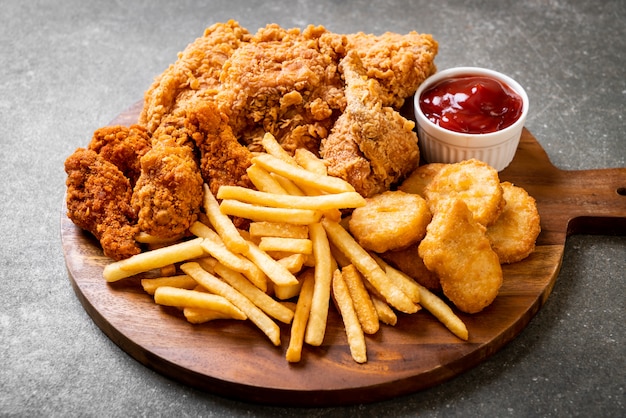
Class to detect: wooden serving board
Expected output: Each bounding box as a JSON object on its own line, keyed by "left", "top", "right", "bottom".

{"left": 62, "top": 103, "right": 626, "bottom": 406}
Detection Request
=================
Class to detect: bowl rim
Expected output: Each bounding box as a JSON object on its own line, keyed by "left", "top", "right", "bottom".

{"left": 414, "top": 66, "right": 529, "bottom": 142}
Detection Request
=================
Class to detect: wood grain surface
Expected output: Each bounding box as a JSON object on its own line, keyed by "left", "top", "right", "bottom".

{"left": 61, "top": 104, "right": 626, "bottom": 406}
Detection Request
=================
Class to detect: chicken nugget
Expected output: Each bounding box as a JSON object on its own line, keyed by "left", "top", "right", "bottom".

{"left": 418, "top": 198, "right": 502, "bottom": 314}
{"left": 425, "top": 159, "right": 504, "bottom": 226}
{"left": 349, "top": 190, "right": 431, "bottom": 253}
{"left": 487, "top": 182, "right": 541, "bottom": 264}
{"left": 398, "top": 163, "right": 445, "bottom": 197}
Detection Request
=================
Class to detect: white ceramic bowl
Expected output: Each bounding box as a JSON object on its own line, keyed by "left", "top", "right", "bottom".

{"left": 414, "top": 67, "right": 529, "bottom": 171}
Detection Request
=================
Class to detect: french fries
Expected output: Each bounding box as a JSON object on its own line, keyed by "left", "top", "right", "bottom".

{"left": 100, "top": 136, "right": 472, "bottom": 365}
{"left": 153, "top": 286, "right": 246, "bottom": 320}
{"left": 332, "top": 269, "right": 367, "bottom": 363}
{"left": 103, "top": 237, "right": 205, "bottom": 282}
{"left": 304, "top": 223, "right": 333, "bottom": 346}
{"left": 181, "top": 262, "right": 282, "bottom": 346}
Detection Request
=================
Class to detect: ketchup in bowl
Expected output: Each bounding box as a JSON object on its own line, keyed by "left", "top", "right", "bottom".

{"left": 419, "top": 75, "right": 523, "bottom": 134}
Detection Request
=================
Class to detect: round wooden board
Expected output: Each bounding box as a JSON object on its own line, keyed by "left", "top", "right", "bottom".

{"left": 62, "top": 106, "right": 626, "bottom": 406}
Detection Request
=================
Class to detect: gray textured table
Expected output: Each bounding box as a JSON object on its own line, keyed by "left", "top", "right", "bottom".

{"left": 1, "top": 0, "right": 624, "bottom": 416}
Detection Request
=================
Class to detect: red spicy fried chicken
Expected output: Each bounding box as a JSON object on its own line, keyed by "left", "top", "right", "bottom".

{"left": 65, "top": 148, "right": 141, "bottom": 260}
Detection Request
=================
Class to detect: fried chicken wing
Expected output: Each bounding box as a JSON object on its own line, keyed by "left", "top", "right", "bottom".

{"left": 321, "top": 51, "right": 420, "bottom": 196}
{"left": 131, "top": 142, "right": 203, "bottom": 239}
{"left": 418, "top": 198, "right": 503, "bottom": 314}
{"left": 184, "top": 100, "right": 254, "bottom": 196}
{"left": 65, "top": 148, "right": 141, "bottom": 260}
{"left": 87, "top": 124, "right": 151, "bottom": 186}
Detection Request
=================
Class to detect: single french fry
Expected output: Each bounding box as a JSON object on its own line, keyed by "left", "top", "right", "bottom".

{"left": 276, "top": 253, "right": 306, "bottom": 274}
{"left": 271, "top": 173, "right": 306, "bottom": 196}
{"left": 246, "top": 164, "right": 289, "bottom": 195}
{"left": 159, "top": 264, "right": 177, "bottom": 277}
{"left": 190, "top": 221, "right": 267, "bottom": 292}
{"left": 242, "top": 240, "right": 299, "bottom": 287}
{"left": 321, "top": 219, "right": 418, "bottom": 314}
{"left": 249, "top": 222, "right": 309, "bottom": 239}
{"left": 134, "top": 231, "right": 185, "bottom": 245}
{"left": 181, "top": 262, "right": 282, "bottom": 346}
{"left": 383, "top": 263, "right": 468, "bottom": 340}
{"left": 220, "top": 199, "right": 322, "bottom": 225}
{"left": 332, "top": 269, "right": 367, "bottom": 363}
{"left": 103, "top": 237, "right": 205, "bottom": 282}
{"left": 260, "top": 132, "right": 297, "bottom": 165}
{"left": 153, "top": 286, "right": 246, "bottom": 320}
{"left": 203, "top": 183, "right": 249, "bottom": 254}
{"left": 366, "top": 283, "right": 398, "bottom": 326}
{"left": 183, "top": 307, "right": 240, "bottom": 324}
{"left": 259, "top": 237, "right": 313, "bottom": 255}
{"left": 286, "top": 269, "right": 315, "bottom": 363}
{"left": 371, "top": 254, "right": 421, "bottom": 304}
{"left": 141, "top": 275, "right": 198, "bottom": 295}
{"left": 252, "top": 153, "right": 355, "bottom": 194}
{"left": 304, "top": 223, "right": 333, "bottom": 346}
{"left": 217, "top": 186, "right": 365, "bottom": 211}
{"left": 214, "top": 263, "right": 294, "bottom": 324}
{"left": 294, "top": 148, "right": 327, "bottom": 175}
{"left": 341, "top": 265, "right": 379, "bottom": 334}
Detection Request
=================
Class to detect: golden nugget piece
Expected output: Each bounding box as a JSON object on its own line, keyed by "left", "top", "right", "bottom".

{"left": 419, "top": 199, "right": 502, "bottom": 314}
{"left": 424, "top": 159, "right": 504, "bottom": 226}
{"left": 487, "top": 182, "right": 541, "bottom": 264}
{"left": 349, "top": 190, "right": 431, "bottom": 253}
{"left": 398, "top": 163, "right": 446, "bottom": 197}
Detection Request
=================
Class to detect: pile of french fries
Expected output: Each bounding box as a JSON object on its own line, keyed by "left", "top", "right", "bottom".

{"left": 102, "top": 133, "right": 468, "bottom": 364}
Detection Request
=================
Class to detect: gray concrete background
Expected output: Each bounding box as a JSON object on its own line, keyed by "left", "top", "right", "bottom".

{"left": 1, "top": 0, "right": 624, "bottom": 416}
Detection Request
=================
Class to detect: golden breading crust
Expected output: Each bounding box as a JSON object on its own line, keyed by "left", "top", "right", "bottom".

{"left": 487, "top": 182, "right": 541, "bottom": 264}
{"left": 398, "top": 163, "right": 446, "bottom": 197}
{"left": 379, "top": 244, "right": 441, "bottom": 292}
{"left": 349, "top": 190, "right": 431, "bottom": 253}
{"left": 419, "top": 198, "right": 503, "bottom": 314}
{"left": 424, "top": 159, "right": 504, "bottom": 226}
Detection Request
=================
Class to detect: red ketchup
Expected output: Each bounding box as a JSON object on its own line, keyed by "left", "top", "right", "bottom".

{"left": 419, "top": 75, "right": 523, "bottom": 134}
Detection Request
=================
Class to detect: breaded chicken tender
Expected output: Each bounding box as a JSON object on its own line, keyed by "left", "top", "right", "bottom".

{"left": 424, "top": 159, "right": 504, "bottom": 226}
{"left": 419, "top": 198, "right": 503, "bottom": 313}
{"left": 398, "top": 163, "right": 445, "bottom": 197}
{"left": 349, "top": 190, "right": 431, "bottom": 253}
{"left": 487, "top": 182, "right": 541, "bottom": 264}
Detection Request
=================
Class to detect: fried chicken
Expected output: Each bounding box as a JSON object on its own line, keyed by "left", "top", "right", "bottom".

{"left": 345, "top": 31, "right": 438, "bottom": 108}
{"left": 139, "top": 20, "right": 251, "bottom": 134}
{"left": 65, "top": 148, "right": 141, "bottom": 260}
{"left": 87, "top": 124, "right": 151, "bottom": 186}
{"left": 184, "top": 100, "right": 254, "bottom": 196}
{"left": 216, "top": 24, "right": 346, "bottom": 154}
{"left": 131, "top": 142, "right": 203, "bottom": 239}
{"left": 320, "top": 51, "right": 420, "bottom": 197}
